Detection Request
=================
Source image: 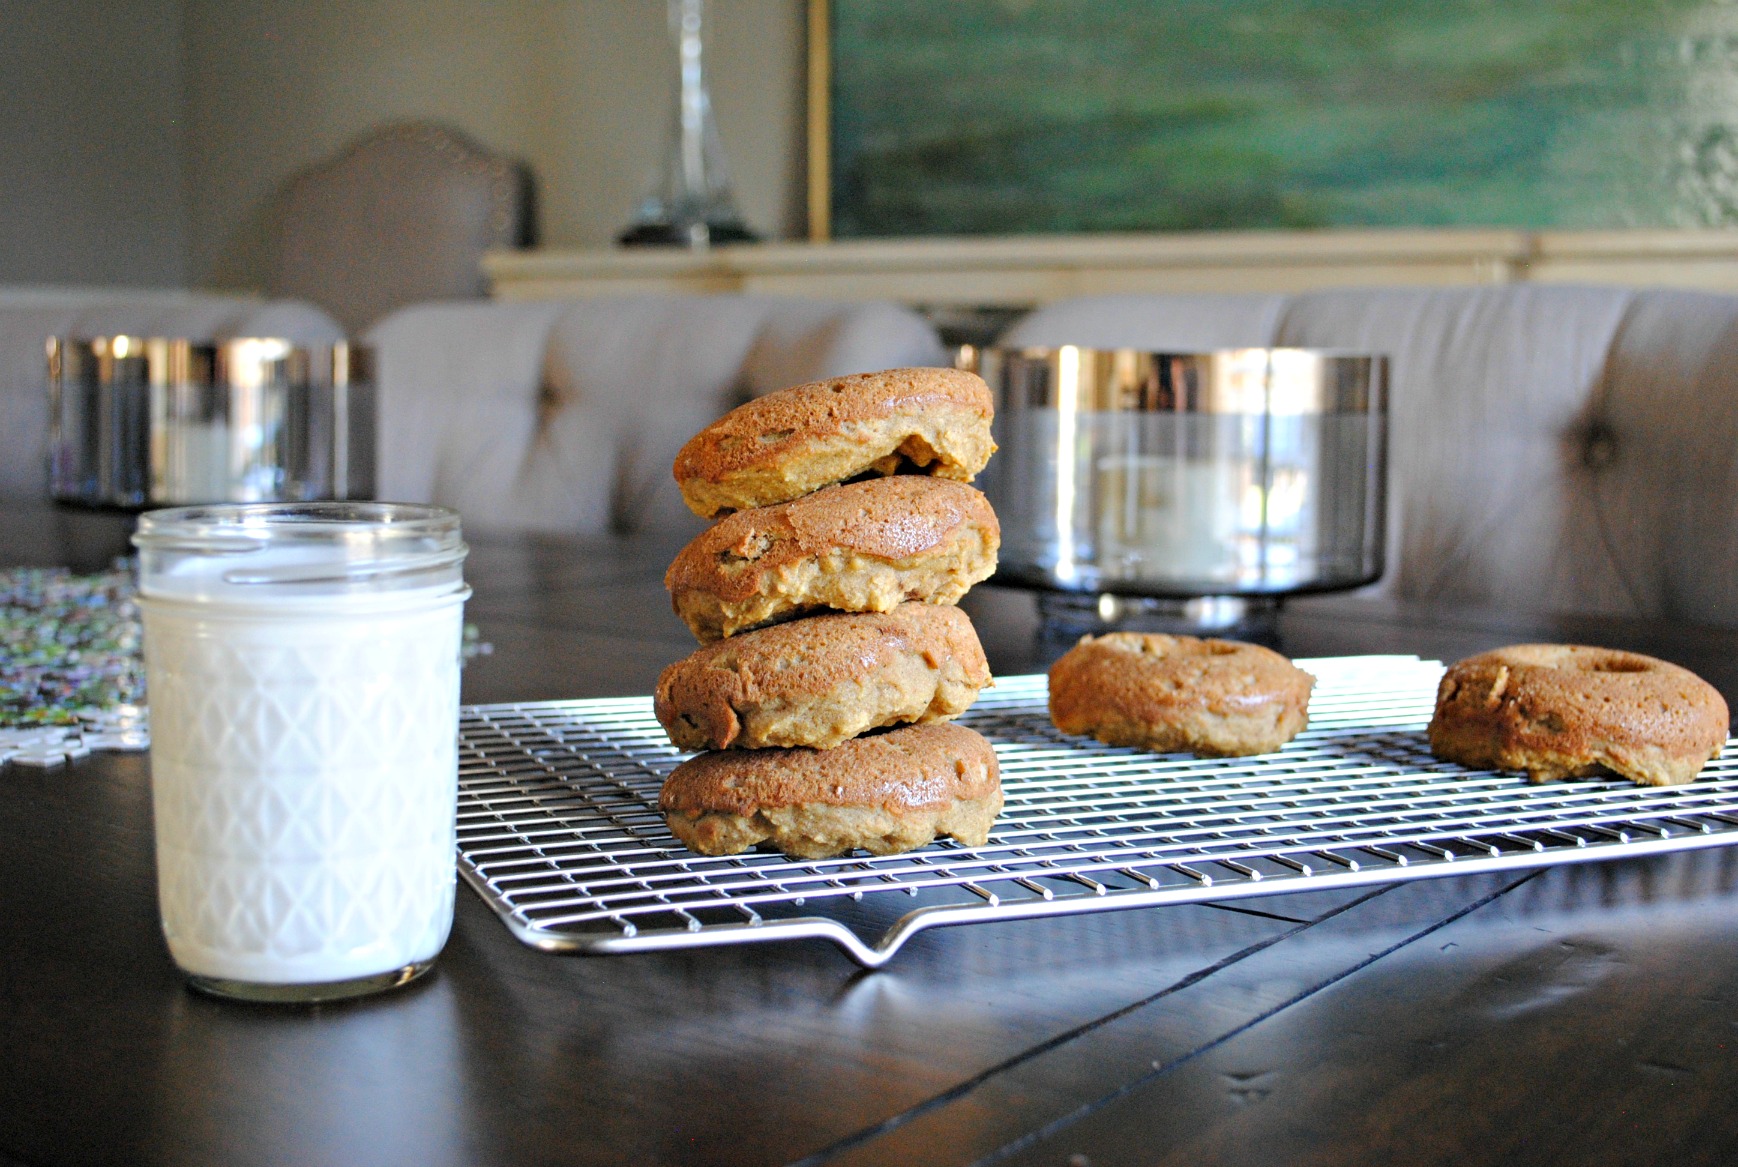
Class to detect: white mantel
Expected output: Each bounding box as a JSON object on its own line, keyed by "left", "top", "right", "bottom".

{"left": 483, "top": 227, "right": 1738, "bottom": 308}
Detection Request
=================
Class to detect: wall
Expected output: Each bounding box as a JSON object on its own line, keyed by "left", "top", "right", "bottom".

{"left": 183, "top": 0, "right": 807, "bottom": 292}
{"left": 0, "top": 0, "right": 190, "bottom": 287}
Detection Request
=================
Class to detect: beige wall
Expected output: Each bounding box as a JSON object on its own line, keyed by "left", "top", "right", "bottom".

{"left": 184, "top": 0, "right": 807, "bottom": 292}
{"left": 0, "top": 0, "right": 190, "bottom": 287}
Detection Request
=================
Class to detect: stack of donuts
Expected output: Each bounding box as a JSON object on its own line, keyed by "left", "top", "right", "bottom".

{"left": 653, "top": 367, "right": 1005, "bottom": 859}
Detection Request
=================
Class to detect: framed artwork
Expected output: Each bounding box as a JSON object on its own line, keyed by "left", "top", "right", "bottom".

{"left": 808, "top": 0, "right": 1738, "bottom": 241}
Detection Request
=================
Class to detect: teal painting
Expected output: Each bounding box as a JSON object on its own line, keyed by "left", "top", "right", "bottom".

{"left": 829, "top": 0, "right": 1738, "bottom": 236}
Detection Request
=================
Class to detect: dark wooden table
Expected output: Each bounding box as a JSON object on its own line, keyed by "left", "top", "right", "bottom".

{"left": 6, "top": 503, "right": 1738, "bottom": 1167}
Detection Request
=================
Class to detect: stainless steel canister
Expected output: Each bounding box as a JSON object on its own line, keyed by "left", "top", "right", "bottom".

{"left": 970, "top": 346, "right": 1387, "bottom": 599}
{"left": 46, "top": 336, "right": 374, "bottom": 508}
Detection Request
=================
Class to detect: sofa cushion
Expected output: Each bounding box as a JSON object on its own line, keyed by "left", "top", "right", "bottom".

{"left": 1597, "top": 289, "right": 1738, "bottom": 625}
{"left": 368, "top": 295, "right": 947, "bottom": 536}
{"left": 1276, "top": 284, "right": 1636, "bottom": 615}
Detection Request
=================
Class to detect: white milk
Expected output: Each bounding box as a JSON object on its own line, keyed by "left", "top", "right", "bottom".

{"left": 135, "top": 503, "right": 468, "bottom": 998}
{"left": 143, "top": 592, "right": 464, "bottom": 985}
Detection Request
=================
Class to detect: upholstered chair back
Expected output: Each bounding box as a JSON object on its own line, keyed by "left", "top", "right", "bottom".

{"left": 272, "top": 122, "right": 531, "bottom": 336}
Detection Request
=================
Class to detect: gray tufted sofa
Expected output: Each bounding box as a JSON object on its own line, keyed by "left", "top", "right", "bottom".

{"left": 1001, "top": 285, "right": 1738, "bottom": 628}
{"left": 9, "top": 282, "right": 1735, "bottom": 633}
{"left": 364, "top": 294, "right": 947, "bottom": 537}
{"left": 0, "top": 290, "right": 944, "bottom": 542}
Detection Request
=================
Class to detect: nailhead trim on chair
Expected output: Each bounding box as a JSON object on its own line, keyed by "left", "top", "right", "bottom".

{"left": 298, "top": 120, "right": 523, "bottom": 243}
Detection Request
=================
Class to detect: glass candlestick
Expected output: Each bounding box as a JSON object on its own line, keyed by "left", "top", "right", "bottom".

{"left": 618, "top": 0, "right": 757, "bottom": 247}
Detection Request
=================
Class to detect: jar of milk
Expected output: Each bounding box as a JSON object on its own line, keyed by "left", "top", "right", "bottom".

{"left": 133, "top": 502, "right": 469, "bottom": 1003}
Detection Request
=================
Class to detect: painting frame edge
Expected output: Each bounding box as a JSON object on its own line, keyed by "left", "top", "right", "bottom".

{"left": 806, "top": 0, "right": 831, "bottom": 242}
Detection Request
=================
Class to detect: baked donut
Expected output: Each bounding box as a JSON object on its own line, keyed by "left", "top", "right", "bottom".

{"left": 655, "top": 603, "right": 991, "bottom": 751}
{"left": 1048, "top": 632, "right": 1314, "bottom": 757}
{"left": 1427, "top": 644, "right": 1729, "bottom": 786}
{"left": 673, "top": 367, "right": 996, "bottom": 518}
{"left": 664, "top": 476, "right": 999, "bottom": 642}
{"left": 659, "top": 722, "right": 1003, "bottom": 858}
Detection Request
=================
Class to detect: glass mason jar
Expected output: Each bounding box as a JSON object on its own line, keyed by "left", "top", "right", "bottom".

{"left": 133, "top": 502, "right": 469, "bottom": 1003}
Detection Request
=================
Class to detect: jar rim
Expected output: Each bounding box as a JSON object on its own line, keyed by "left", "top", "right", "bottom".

{"left": 135, "top": 501, "right": 459, "bottom": 543}
{"left": 132, "top": 502, "right": 466, "bottom": 595}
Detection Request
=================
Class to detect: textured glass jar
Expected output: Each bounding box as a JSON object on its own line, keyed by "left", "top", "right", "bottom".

{"left": 133, "top": 502, "right": 468, "bottom": 1003}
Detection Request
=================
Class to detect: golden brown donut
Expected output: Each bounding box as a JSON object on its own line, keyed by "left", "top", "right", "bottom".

{"left": 654, "top": 603, "right": 991, "bottom": 751}
{"left": 673, "top": 367, "right": 996, "bottom": 518}
{"left": 1048, "top": 632, "right": 1314, "bottom": 757}
{"left": 664, "top": 476, "right": 1000, "bottom": 642}
{"left": 659, "top": 722, "right": 1003, "bottom": 858}
{"left": 1427, "top": 644, "right": 1729, "bottom": 786}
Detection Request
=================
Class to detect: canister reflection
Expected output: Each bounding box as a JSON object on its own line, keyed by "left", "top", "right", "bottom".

{"left": 971, "top": 346, "right": 1387, "bottom": 599}
{"left": 1052, "top": 345, "right": 1081, "bottom": 585}
{"left": 47, "top": 336, "right": 373, "bottom": 509}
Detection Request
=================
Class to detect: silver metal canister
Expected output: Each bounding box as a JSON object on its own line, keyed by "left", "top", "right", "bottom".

{"left": 46, "top": 336, "right": 374, "bottom": 509}
{"left": 970, "top": 346, "right": 1387, "bottom": 609}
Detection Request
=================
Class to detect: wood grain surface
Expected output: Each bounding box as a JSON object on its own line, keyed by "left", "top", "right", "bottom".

{"left": 4, "top": 505, "right": 1738, "bottom": 1166}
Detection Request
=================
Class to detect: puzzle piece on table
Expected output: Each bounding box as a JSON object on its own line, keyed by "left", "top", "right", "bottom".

{"left": 0, "top": 719, "right": 148, "bottom": 768}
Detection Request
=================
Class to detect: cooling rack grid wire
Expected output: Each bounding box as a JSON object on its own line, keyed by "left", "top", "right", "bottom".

{"left": 454, "top": 656, "right": 1738, "bottom": 967}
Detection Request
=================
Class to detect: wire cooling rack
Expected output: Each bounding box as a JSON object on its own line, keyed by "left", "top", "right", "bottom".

{"left": 454, "top": 656, "right": 1738, "bottom": 967}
